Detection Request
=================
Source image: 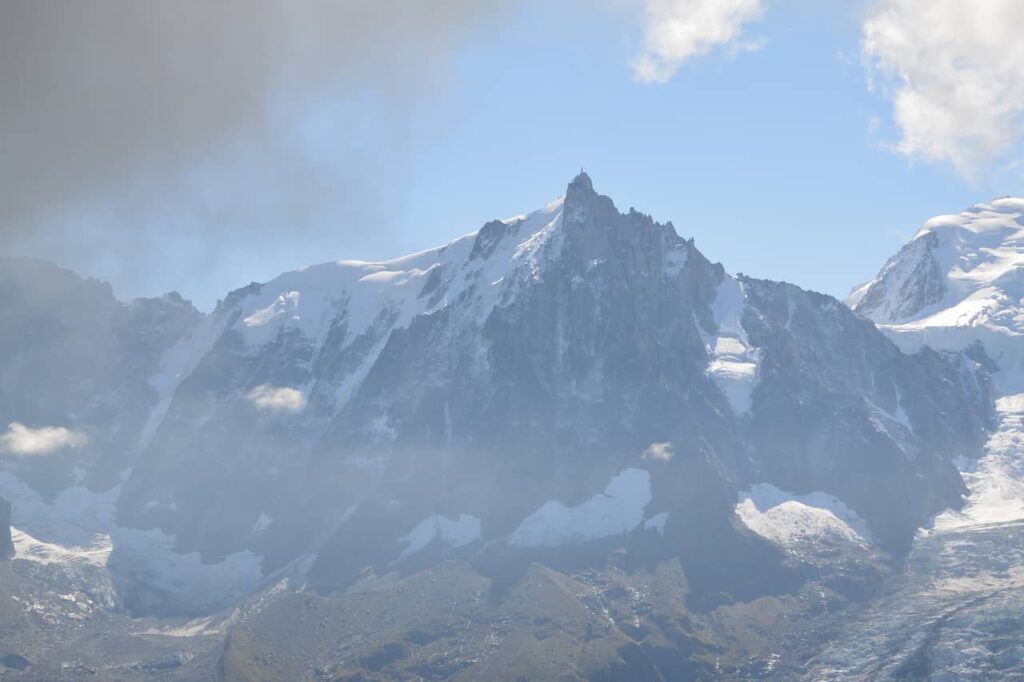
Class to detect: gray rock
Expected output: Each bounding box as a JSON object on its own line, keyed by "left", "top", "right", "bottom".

{"left": 0, "top": 176, "right": 995, "bottom": 616}
{"left": 0, "top": 497, "right": 12, "bottom": 560}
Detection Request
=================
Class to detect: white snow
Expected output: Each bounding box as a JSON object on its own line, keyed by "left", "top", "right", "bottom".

{"left": 11, "top": 526, "right": 112, "bottom": 567}
{"left": 663, "top": 243, "right": 689, "bottom": 277}
{"left": 124, "top": 191, "right": 571, "bottom": 511}
{"left": 702, "top": 277, "right": 761, "bottom": 414}
{"left": 251, "top": 512, "right": 273, "bottom": 534}
{"left": 863, "top": 392, "right": 915, "bottom": 442}
{"left": 736, "top": 483, "right": 873, "bottom": 550}
{"left": 852, "top": 197, "right": 1024, "bottom": 392}
{"left": 508, "top": 468, "right": 663, "bottom": 547}
{"left": 932, "top": 394, "right": 1024, "bottom": 530}
{"left": 243, "top": 290, "right": 301, "bottom": 330}
{"left": 138, "top": 616, "right": 222, "bottom": 638}
{"left": 0, "top": 470, "right": 263, "bottom": 613}
{"left": 852, "top": 198, "right": 1024, "bottom": 533}
{"left": 216, "top": 195, "right": 566, "bottom": 420}
{"left": 643, "top": 512, "right": 669, "bottom": 535}
{"left": 396, "top": 513, "right": 481, "bottom": 561}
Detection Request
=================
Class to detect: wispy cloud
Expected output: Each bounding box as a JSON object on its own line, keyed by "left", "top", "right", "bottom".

{"left": 862, "top": 0, "right": 1024, "bottom": 179}
{"left": 643, "top": 441, "right": 675, "bottom": 461}
{"left": 0, "top": 423, "right": 88, "bottom": 456}
{"left": 245, "top": 385, "right": 306, "bottom": 414}
{"left": 632, "top": 0, "right": 764, "bottom": 84}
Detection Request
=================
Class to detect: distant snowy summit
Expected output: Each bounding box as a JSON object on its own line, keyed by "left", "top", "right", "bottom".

{"left": 850, "top": 197, "right": 1024, "bottom": 391}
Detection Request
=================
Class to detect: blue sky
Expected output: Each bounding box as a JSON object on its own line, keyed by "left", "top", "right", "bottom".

{"left": 399, "top": 1, "right": 1019, "bottom": 300}
{"left": 5, "top": 0, "right": 1023, "bottom": 308}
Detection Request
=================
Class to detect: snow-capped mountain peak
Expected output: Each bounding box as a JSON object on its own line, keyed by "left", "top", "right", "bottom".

{"left": 0, "top": 175, "right": 994, "bottom": 622}
{"left": 227, "top": 188, "right": 567, "bottom": 353}
{"left": 850, "top": 197, "right": 1024, "bottom": 328}
{"left": 850, "top": 196, "right": 1024, "bottom": 393}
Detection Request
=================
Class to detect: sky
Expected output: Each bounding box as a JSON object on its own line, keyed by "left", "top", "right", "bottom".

{"left": 2, "top": 0, "right": 1023, "bottom": 310}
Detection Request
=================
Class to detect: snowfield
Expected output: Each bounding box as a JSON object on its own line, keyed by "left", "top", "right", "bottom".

{"left": 736, "top": 483, "right": 873, "bottom": 552}
{"left": 509, "top": 468, "right": 666, "bottom": 548}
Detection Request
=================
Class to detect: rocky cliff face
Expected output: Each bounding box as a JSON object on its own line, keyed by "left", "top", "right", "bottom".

{"left": 741, "top": 277, "right": 993, "bottom": 552}
{"left": 0, "top": 497, "right": 12, "bottom": 560}
{"left": 0, "top": 177, "right": 995, "bottom": 618}
{"left": 0, "top": 259, "right": 200, "bottom": 495}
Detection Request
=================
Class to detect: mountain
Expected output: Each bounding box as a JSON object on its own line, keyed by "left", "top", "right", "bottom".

{"left": 849, "top": 196, "right": 1024, "bottom": 529}
{"left": 850, "top": 197, "right": 1024, "bottom": 390}
{"left": 809, "top": 198, "right": 1024, "bottom": 678}
{"left": 0, "top": 259, "right": 200, "bottom": 494}
{"left": 114, "top": 174, "right": 989, "bottom": 603}
{"left": 0, "top": 176, "right": 998, "bottom": 678}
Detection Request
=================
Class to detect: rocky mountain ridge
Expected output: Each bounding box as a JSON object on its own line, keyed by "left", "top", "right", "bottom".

{"left": 0, "top": 177, "right": 1006, "bottom": 679}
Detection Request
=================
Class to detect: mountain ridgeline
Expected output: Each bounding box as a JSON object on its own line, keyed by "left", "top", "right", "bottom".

{"left": 0, "top": 175, "right": 994, "bottom": 628}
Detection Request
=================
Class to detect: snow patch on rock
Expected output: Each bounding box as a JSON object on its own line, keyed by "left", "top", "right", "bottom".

{"left": 702, "top": 277, "right": 761, "bottom": 414}
{"left": 12, "top": 526, "right": 112, "bottom": 567}
{"left": 663, "top": 243, "right": 688, "bottom": 277}
{"left": 644, "top": 512, "right": 669, "bottom": 535}
{"left": 251, "top": 513, "right": 273, "bottom": 535}
{"left": 736, "top": 483, "right": 873, "bottom": 550}
{"left": 397, "top": 513, "right": 481, "bottom": 561}
{"left": 508, "top": 468, "right": 662, "bottom": 548}
{"left": 0, "top": 470, "right": 262, "bottom": 614}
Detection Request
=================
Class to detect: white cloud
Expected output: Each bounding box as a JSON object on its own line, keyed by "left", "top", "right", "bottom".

{"left": 0, "top": 422, "right": 88, "bottom": 456}
{"left": 632, "top": 0, "right": 764, "bottom": 84}
{"left": 862, "top": 0, "right": 1024, "bottom": 178}
{"left": 245, "top": 385, "right": 306, "bottom": 414}
{"left": 643, "top": 441, "right": 675, "bottom": 461}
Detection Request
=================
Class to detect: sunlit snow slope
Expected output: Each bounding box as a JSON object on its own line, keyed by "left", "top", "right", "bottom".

{"left": 828, "top": 198, "right": 1024, "bottom": 679}
{"left": 851, "top": 197, "right": 1024, "bottom": 527}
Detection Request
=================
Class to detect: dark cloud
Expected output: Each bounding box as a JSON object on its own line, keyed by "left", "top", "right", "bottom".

{"left": 0, "top": 0, "right": 502, "bottom": 305}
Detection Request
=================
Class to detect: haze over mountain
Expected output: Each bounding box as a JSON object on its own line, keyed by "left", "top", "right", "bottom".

{"left": 0, "top": 176, "right": 1017, "bottom": 679}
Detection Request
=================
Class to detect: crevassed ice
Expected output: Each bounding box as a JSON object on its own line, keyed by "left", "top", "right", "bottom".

{"left": 932, "top": 394, "right": 1024, "bottom": 530}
